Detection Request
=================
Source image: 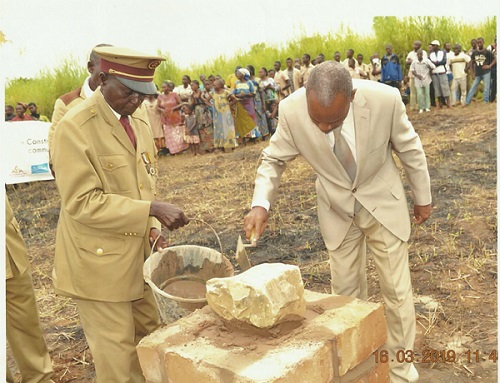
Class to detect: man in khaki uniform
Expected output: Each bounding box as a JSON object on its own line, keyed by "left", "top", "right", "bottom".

{"left": 51, "top": 46, "right": 189, "bottom": 382}
{"left": 5, "top": 196, "right": 54, "bottom": 383}
{"left": 48, "top": 44, "right": 111, "bottom": 157}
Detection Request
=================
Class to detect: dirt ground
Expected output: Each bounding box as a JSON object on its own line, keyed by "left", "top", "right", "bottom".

{"left": 6, "top": 100, "right": 497, "bottom": 382}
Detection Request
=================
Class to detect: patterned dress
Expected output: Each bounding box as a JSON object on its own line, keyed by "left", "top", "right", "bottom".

{"left": 232, "top": 80, "right": 261, "bottom": 138}
{"left": 211, "top": 89, "right": 237, "bottom": 149}
{"left": 192, "top": 93, "right": 214, "bottom": 152}
{"left": 157, "top": 92, "right": 188, "bottom": 154}
{"left": 250, "top": 77, "right": 269, "bottom": 137}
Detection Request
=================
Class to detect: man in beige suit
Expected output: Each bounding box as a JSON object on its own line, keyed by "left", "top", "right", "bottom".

{"left": 5, "top": 196, "right": 54, "bottom": 383}
{"left": 52, "top": 46, "right": 189, "bottom": 382}
{"left": 244, "top": 61, "right": 432, "bottom": 383}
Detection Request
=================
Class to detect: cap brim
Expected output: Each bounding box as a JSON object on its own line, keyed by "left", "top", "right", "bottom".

{"left": 115, "top": 76, "right": 157, "bottom": 95}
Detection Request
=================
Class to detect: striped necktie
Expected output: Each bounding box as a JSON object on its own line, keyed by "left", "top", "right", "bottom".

{"left": 333, "top": 126, "right": 356, "bottom": 181}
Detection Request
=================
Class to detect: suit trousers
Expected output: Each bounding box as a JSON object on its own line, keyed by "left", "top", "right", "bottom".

{"left": 328, "top": 206, "right": 418, "bottom": 383}
{"left": 75, "top": 283, "right": 160, "bottom": 383}
{"left": 6, "top": 260, "right": 54, "bottom": 383}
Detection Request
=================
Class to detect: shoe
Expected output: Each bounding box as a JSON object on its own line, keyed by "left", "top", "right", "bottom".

{"left": 419, "top": 109, "right": 423, "bottom": 113}
{"left": 425, "top": 109, "right": 430, "bottom": 112}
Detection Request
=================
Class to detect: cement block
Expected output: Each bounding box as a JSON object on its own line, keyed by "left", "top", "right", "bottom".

{"left": 138, "top": 290, "right": 387, "bottom": 383}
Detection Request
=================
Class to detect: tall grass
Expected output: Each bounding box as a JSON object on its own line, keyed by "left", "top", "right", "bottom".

{"left": 5, "top": 16, "right": 496, "bottom": 120}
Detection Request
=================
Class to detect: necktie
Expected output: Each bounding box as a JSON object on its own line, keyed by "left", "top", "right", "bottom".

{"left": 333, "top": 126, "right": 356, "bottom": 181}
{"left": 119, "top": 115, "right": 136, "bottom": 149}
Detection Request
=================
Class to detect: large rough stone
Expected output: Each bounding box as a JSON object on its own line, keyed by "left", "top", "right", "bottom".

{"left": 205, "top": 263, "right": 306, "bottom": 328}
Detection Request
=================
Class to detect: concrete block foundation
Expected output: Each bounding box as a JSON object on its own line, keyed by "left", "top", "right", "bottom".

{"left": 137, "top": 290, "right": 388, "bottom": 383}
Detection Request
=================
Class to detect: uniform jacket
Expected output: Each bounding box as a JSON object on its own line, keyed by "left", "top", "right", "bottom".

{"left": 253, "top": 80, "right": 432, "bottom": 250}
{"left": 48, "top": 86, "right": 85, "bottom": 157}
{"left": 52, "top": 90, "right": 160, "bottom": 302}
{"left": 5, "top": 196, "right": 30, "bottom": 280}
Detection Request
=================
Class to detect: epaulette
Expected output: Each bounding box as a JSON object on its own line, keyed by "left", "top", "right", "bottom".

{"left": 64, "top": 102, "right": 98, "bottom": 127}
{"left": 71, "top": 103, "right": 97, "bottom": 126}
{"left": 59, "top": 87, "right": 83, "bottom": 106}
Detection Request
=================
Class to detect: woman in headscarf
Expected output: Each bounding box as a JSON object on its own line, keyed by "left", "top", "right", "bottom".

{"left": 205, "top": 79, "right": 238, "bottom": 152}
{"left": 11, "top": 103, "right": 35, "bottom": 122}
{"left": 157, "top": 81, "right": 188, "bottom": 155}
{"left": 231, "top": 67, "right": 261, "bottom": 142}
{"left": 247, "top": 65, "right": 269, "bottom": 138}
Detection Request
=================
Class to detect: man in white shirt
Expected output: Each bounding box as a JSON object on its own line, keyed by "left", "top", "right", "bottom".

{"left": 448, "top": 44, "right": 471, "bottom": 105}
{"left": 429, "top": 40, "right": 452, "bottom": 108}
{"left": 368, "top": 53, "right": 382, "bottom": 82}
{"left": 406, "top": 41, "right": 427, "bottom": 111}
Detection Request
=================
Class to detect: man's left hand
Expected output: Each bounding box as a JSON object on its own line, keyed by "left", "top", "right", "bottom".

{"left": 149, "top": 227, "right": 167, "bottom": 251}
{"left": 413, "top": 204, "right": 432, "bottom": 224}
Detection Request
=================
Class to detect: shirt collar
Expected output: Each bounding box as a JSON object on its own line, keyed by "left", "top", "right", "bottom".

{"left": 82, "top": 76, "right": 94, "bottom": 99}
{"left": 99, "top": 89, "right": 123, "bottom": 121}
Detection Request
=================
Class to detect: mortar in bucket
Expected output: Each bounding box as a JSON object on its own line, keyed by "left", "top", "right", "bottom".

{"left": 144, "top": 235, "right": 233, "bottom": 323}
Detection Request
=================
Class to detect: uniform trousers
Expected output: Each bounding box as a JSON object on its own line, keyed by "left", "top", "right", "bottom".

{"left": 6, "top": 260, "right": 54, "bottom": 383}
{"left": 328, "top": 206, "right": 418, "bottom": 383}
{"left": 74, "top": 283, "right": 160, "bottom": 383}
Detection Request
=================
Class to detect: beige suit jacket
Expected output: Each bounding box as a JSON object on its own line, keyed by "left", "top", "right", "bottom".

{"left": 253, "top": 80, "right": 432, "bottom": 250}
{"left": 5, "top": 196, "right": 30, "bottom": 280}
{"left": 52, "top": 90, "right": 160, "bottom": 302}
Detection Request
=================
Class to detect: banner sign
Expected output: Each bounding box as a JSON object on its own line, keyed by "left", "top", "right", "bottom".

{"left": 2, "top": 121, "right": 54, "bottom": 184}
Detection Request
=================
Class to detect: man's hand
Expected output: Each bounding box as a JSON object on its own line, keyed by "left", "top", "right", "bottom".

{"left": 243, "top": 207, "right": 268, "bottom": 243}
{"left": 149, "top": 227, "right": 167, "bottom": 251}
{"left": 150, "top": 201, "right": 189, "bottom": 231}
{"left": 413, "top": 204, "right": 432, "bottom": 225}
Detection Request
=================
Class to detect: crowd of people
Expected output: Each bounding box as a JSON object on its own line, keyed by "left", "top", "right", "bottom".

{"left": 5, "top": 102, "right": 49, "bottom": 122}
{"left": 6, "top": 35, "right": 495, "bottom": 158}
{"left": 133, "top": 34, "right": 498, "bottom": 156}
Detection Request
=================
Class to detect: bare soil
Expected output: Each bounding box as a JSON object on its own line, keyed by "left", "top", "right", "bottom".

{"left": 6, "top": 101, "right": 497, "bottom": 382}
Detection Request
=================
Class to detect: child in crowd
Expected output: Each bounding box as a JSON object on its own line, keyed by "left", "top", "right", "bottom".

{"left": 182, "top": 104, "right": 201, "bottom": 156}
{"left": 401, "top": 76, "right": 411, "bottom": 105}
{"left": 347, "top": 58, "right": 367, "bottom": 79}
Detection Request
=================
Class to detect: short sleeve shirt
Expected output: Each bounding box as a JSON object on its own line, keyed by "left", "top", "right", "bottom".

{"left": 471, "top": 49, "right": 494, "bottom": 76}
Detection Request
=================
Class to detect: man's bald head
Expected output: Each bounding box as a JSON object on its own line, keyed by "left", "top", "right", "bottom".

{"left": 306, "top": 61, "right": 353, "bottom": 107}
{"left": 306, "top": 61, "right": 355, "bottom": 133}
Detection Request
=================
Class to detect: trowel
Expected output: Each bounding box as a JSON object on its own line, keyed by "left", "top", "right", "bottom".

{"left": 235, "top": 235, "right": 254, "bottom": 272}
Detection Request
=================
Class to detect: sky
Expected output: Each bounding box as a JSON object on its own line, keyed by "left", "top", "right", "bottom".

{"left": 0, "top": 0, "right": 498, "bottom": 81}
